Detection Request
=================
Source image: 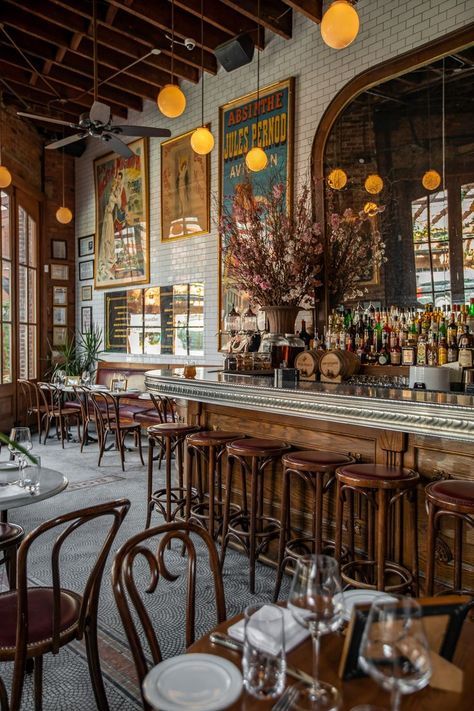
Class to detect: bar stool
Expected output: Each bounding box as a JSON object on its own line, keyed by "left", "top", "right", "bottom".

{"left": 335, "top": 463, "right": 419, "bottom": 593}
{"left": 146, "top": 423, "right": 200, "bottom": 529}
{"left": 220, "top": 437, "right": 290, "bottom": 593}
{"left": 273, "top": 450, "right": 355, "bottom": 601}
{"left": 0, "top": 522, "right": 24, "bottom": 590}
{"left": 425, "top": 480, "right": 474, "bottom": 595}
{"left": 185, "top": 430, "right": 243, "bottom": 540}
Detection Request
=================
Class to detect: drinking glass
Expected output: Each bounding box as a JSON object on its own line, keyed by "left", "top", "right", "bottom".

{"left": 242, "top": 604, "right": 286, "bottom": 699}
{"left": 358, "top": 596, "right": 432, "bottom": 711}
{"left": 8, "top": 427, "right": 33, "bottom": 486}
{"left": 81, "top": 370, "right": 91, "bottom": 386}
{"left": 288, "top": 555, "right": 344, "bottom": 710}
{"left": 22, "top": 455, "right": 41, "bottom": 492}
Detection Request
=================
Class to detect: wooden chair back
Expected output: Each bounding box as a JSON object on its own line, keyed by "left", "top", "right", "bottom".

{"left": 149, "top": 393, "right": 177, "bottom": 423}
{"left": 88, "top": 391, "right": 118, "bottom": 431}
{"left": 72, "top": 385, "right": 91, "bottom": 422}
{"left": 111, "top": 521, "right": 226, "bottom": 700}
{"left": 37, "top": 382, "right": 61, "bottom": 416}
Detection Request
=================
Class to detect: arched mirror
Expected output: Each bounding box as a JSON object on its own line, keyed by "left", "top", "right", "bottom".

{"left": 313, "top": 26, "right": 474, "bottom": 320}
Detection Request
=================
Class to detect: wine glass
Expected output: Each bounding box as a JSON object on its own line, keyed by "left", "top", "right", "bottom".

{"left": 81, "top": 370, "right": 91, "bottom": 386}
{"left": 288, "top": 555, "right": 345, "bottom": 710}
{"left": 358, "top": 596, "right": 432, "bottom": 711}
{"left": 8, "top": 427, "right": 33, "bottom": 486}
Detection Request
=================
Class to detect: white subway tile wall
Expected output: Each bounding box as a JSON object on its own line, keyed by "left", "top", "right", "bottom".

{"left": 75, "top": 0, "right": 473, "bottom": 364}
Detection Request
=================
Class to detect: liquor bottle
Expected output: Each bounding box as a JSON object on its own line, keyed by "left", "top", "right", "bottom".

{"left": 427, "top": 334, "right": 438, "bottom": 366}
{"left": 447, "top": 311, "right": 457, "bottom": 344}
{"left": 389, "top": 316, "right": 399, "bottom": 349}
{"left": 298, "top": 320, "right": 312, "bottom": 350}
{"left": 374, "top": 310, "right": 383, "bottom": 351}
{"left": 390, "top": 342, "right": 401, "bottom": 365}
{"left": 378, "top": 344, "right": 390, "bottom": 365}
{"left": 409, "top": 316, "right": 419, "bottom": 345}
{"left": 399, "top": 316, "right": 409, "bottom": 347}
{"left": 458, "top": 325, "right": 472, "bottom": 349}
{"left": 417, "top": 332, "right": 428, "bottom": 365}
{"left": 447, "top": 338, "right": 458, "bottom": 363}
{"left": 364, "top": 317, "right": 374, "bottom": 349}
{"left": 468, "top": 298, "right": 474, "bottom": 335}
{"left": 438, "top": 336, "right": 448, "bottom": 366}
{"left": 402, "top": 342, "right": 416, "bottom": 366}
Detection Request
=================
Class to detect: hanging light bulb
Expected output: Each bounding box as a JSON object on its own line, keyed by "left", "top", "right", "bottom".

{"left": 0, "top": 165, "right": 12, "bottom": 188}
{"left": 364, "top": 174, "right": 384, "bottom": 195}
{"left": 327, "top": 168, "right": 347, "bottom": 190}
{"left": 422, "top": 169, "right": 441, "bottom": 191}
{"left": 157, "top": 1, "right": 186, "bottom": 118}
{"left": 363, "top": 201, "right": 378, "bottom": 217}
{"left": 245, "top": 0, "right": 267, "bottom": 172}
{"left": 56, "top": 206, "right": 73, "bottom": 224}
{"left": 191, "top": 0, "right": 214, "bottom": 155}
{"left": 321, "top": 0, "right": 360, "bottom": 50}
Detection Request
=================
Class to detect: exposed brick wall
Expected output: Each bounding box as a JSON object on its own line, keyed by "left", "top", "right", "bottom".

{"left": 74, "top": 0, "right": 474, "bottom": 364}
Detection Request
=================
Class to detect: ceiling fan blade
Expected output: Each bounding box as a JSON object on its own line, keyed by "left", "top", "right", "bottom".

{"left": 103, "top": 133, "right": 134, "bottom": 158}
{"left": 90, "top": 100, "right": 110, "bottom": 125}
{"left": 45, "top": 133, "right": 87, "bottom": 150}
{"left": 113, "top": 125, "right": 172, "bottom": 138}
{"left": 17, "top": 112, "right": 79, "bottom": 128}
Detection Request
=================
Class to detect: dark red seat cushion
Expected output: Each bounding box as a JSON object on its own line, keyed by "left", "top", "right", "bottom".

{"left": 0, "top": 522, "right": 23, "bottom": 544}
{"left": 148, "top": 423, "right": 199, "bottom": 437}
{"left": 187, "top": 430, "right": 242, "bottom": 446}
{"left": 427, "top": 480, "right": 474, "bottom": 507}
{"left": 0, "top": 587, "right": 81, "bottom": 650}
{"left": 338, "top": 463, "right": 417, "bottom": 481}
{"left": 118, "top": 404, "right": 150, "bottom": 419}
{"left": 228, "top": 438, "right": 290, "bottom": 456}
{"left": 284, "top": 450, "right": 353, "bottom": 469}
{"left": 64, "top": 400, "right": 82, "bottom": 411}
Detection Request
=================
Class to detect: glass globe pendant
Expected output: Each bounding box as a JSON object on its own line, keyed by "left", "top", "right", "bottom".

{"left": 364, "top": 174, "right": 384, "bottom": 195}
{"left": 0, "top": 165, "right": 12, "bottom": 188}
{"left": 246, "top": 146, "right": 268, "bottom": 172}
{"left": 56, "top": 206, "right": 73, "bottom": 224}
{"left": 157, "top": 84, "right": 186, "bottom": 118}
{"left": 191, "top": 1, "right": 214, "bottom": 156}
{"left": 422, "top": 169, "right": 441, "bottom": 191}
{"left": 327, "top": 168, "right": 347, "bottom": 190}
{"left": 321, "top": 0, "right": 360, "bottom": 50}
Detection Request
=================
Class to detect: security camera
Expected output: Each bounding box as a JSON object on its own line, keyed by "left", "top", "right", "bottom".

{"left": 184, "top": 38, "right": 196, "bottom": 51}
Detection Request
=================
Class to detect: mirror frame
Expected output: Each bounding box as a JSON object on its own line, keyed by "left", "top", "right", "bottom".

{"left": 311, "top": 23, "right": 474, "bottom": 326}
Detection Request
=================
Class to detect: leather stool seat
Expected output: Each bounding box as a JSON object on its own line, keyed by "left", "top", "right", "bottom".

{"left": 186, "top": 431, "right": 242, "bottom": 447}
{"left": 148, "top": 423, "right": 199, "bottom": 437}
{"left": 337, "top": 463, "right": 419, "bottom": 487}
{"left": 0, "top": 522, "right": 23, "bottom": 543}
{"left": 0, "top": 522, "right": 24, "bottom": 590}
{"left": 227, "top": 438, "right": 290, "bottom": 457}
{"left": 283, "top": 450, "right": 354, "bottom": 469}
{"left": 426, "top": 480, "right": 474, "bottom": 509}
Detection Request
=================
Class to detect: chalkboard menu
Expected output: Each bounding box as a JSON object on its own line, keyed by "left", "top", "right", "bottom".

{"left": 105, "top": 291, "right": 128, "bottom": 352}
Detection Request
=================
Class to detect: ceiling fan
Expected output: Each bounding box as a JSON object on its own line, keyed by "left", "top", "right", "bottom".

{"left": 16, "top": 0, "right": 171, "bottom": 158}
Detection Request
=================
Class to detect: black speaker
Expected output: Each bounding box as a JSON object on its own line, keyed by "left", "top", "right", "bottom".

{"left": 214, "top": 33, "right": 255, "bottom": 72}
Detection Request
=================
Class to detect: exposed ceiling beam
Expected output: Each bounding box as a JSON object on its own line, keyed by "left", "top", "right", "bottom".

{"left": 282, "top": 0, "right": 322, "bottom": 24}
{"left": 173, "top": 0, "right": 265, "bottom": 49}
{"left": 220, "top": 1, "right": 292, "bottom": 39}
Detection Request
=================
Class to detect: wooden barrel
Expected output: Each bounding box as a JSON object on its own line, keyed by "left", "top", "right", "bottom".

{"left": 294, "top": 350, "right": 323, "bottom": 379}
{"left": 319, "top": 350, "right": 360, "bottom": 380}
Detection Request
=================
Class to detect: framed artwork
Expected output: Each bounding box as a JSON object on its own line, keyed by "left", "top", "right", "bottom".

{"left": 81, "top": 306, "right": 93, "bottom": 334}
{"left": 51, "top": 240, "right": 67, "bottom": 260}
{"left": 53, "top": 327, "right": 67, "bottom": 347}
{"left": 218, "top": 77, "right": 295, "bottom": 347}
{"left": 53, "top": 306, "right": 67, "bottom": 326}
{"left": 161, "top": 127, "right": 210, "bottom": 241}
{"left": 53, "top": 286, "right": 67, "bottom": 305}
{"left": 78, "top": 234, "right": 94, "bottom": 257}
{"left": 81, "top": 285, "right": 93, "bottom": 302}
{"left": 51, "top": 264, "right": 69, "bottom": 281}
{"left": 94, "top": 138, "right": 149, "bottom": 289}
{"left": 79, "top": 259, "right": 94, "bottom": 281}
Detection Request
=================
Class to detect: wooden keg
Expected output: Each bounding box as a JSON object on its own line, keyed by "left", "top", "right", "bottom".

{"left": 319, "top": 350, "right": 360, "bottom": 382}
{"left": 294, "top": 350, "right": 323, "bottom": 380}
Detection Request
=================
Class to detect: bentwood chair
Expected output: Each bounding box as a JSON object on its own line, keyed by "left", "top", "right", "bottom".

{"left": 112, "top": 522, "right": 226, "bottom": 711}
{"left": 17, "top": 379, "right": 45, "bottom": 443}
{"left": 0, "top": 499, "right": 130, "bottom": 711}
{"left": 89, "top": 391, "right": 144, "bottom": 471}
{"left": 37, "top": 382, "right": 81, "bottom": 448}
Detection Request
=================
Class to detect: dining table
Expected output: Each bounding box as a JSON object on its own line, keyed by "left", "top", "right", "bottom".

{"left": 0, "top": 465, "right": 68, "bottom": 523}
{"left": 186, "top": 609, "right": 474, "bottom": 710}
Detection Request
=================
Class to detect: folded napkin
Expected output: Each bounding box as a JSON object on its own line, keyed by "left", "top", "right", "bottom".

{"left": 228, "top": 605, "right": 309, "bottom": 654}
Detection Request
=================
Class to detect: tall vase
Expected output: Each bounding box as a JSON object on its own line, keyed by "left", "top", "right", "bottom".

{"left": 262, "top": 305, "right": 300, "bottom": 336}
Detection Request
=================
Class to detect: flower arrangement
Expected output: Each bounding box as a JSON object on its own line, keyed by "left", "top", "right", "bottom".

{"left": 327, "top": 205, "right": 386, "bottom": 308}
{"left": 220, "top": 179, "right": 323, "bottom": 309}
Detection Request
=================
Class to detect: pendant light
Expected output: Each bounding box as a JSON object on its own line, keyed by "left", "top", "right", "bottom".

{"left": 157, "top": 0, "right": 186, "bottom": 118}
{"left": 321, "top": 1, "right": 360, "bottom": 50}
{"left": 245, "top": 0, "right": 267, "bottom": 172}
{"left": 422, "top": 79, "right": 441, "bottom": 192}
{"left": 56, "top": 142, "right": 72, "bottom": 224}
{"left": 327, "top": 168, "right": 347, "bottom": 190}
{"left": 364, "top": 174, "right": 384, "bottom": 195}
{"left": 191, "top": 0, "right": 214, "bottom": 155}
{"left": 0, "top": 113, "right": 12, "bottom": 189}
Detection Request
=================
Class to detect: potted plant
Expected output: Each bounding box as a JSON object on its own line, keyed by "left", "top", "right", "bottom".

{"left": 49, "top": 326, "right": 104, "bottom": 382}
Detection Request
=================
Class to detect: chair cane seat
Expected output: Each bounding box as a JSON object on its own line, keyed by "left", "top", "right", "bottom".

{"left": 0, "top": 587, "right": 81, "bottom": 653}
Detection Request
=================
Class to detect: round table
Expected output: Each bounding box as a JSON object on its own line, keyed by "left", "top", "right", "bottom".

{"left": 187, "top": 612, "right": 474, "bottom": 710}
{"left": 0, "top": 466, "right": 68, "bottom": 522}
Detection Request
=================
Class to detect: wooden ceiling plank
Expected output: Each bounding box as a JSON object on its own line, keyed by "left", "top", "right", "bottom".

{"left": 173, "top": 0, "right": 265, "bottom": 49}
{"left": 281, "top": 0, "right": 322, "bottom": 24}
{"left": 219, "top": 0, "right": 292, "bottom": 39}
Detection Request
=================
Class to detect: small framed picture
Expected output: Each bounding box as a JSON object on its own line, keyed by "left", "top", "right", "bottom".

{"left": 81, "top": 285, "right": 93, "bottom": 302}
{"left": 51, "top": 240, "right": 67, "bottom": 260}
{"left": 78, "top": 234, "right": 94, "bottom": 257}
{"left": 51, "top": 264, "right": 69, "bottom": 280}
{"left": 53, "top": 306, "right": 67, "bottom": 326}
{"left": 53, "top": 286, "right": 68, "bottom": 305}
{"left": 53, "top": 326, "right": 67, "bottom": 347}
{"left": 79, "top": 260, "right": 94, "bottom": 281}
{"left": 81, "top": 306, "right": 92, "bottom": 334}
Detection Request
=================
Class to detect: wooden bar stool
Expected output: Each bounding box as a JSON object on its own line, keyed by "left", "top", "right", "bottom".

{"left": 146, "top": 423, "right": 200, "bottom": 529}
{"left": 335, "top": 463, "right": 420, "bottom": 593}
{"left": 185, "top": 431, "right": 243, "bottom": 540}
{"left": 273, "top": 450, "right": 354, "bottom": 601}
{"left": 0, "top": 522, "right": 24, "bottom": 590}
{"left": 425, "top": 480, "right": 474, "bottom": 595}
{"left": 220, "top": 437, "right": 290, "bottom": 593}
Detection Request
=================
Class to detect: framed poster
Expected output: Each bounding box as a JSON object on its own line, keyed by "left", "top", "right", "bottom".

{"left": 53, "top": 327, "right": 67, "bottom": 347}
{"left": 53, "top": 306, "right": 67, "bottom": 326}
{"left": 51, "top": 240, "right": 67, "bottom": 260}
{"left": 218, "top": 77, "right": 295, "bottom": 347}
{"left": 161, "top": 127, "right": 210, "bottom": 241}
{"left": 81, "top": 285, "right": 93, "bottom": 302}
{"left": 79, "top": 259, "right": 94, "bottom": 281}
{"left": 94, "top": 138, "right": 149, "bottom": 289}
{"left": 53, "top": 286, "right": 67, "bottom": 305}
{"left": 81, "top": 306, "right": 93, "bottom": 334}
{"left": 51, "top": 264, "right": 69, "bottom": 281}
{"left": 78, "top": 234, "right": 94, "bottom": 257}
{"left": 105, "top": 291, "right": 128, "bottom": 352}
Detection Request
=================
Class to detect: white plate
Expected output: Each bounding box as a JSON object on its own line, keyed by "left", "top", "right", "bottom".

{"left": 142, "top": 653, "right": 242, "bottom": 711}
{"left": 0, "top": 461, "right": 18, "bottom": 471}
{"left": 335, "top": 590, "right": 397, "bottom": 621}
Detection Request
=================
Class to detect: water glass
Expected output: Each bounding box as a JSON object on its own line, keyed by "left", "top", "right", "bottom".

{"left": 242, "top": 604, "right": 286, "bottom": 699}
{"left": 21, "top": 456, "right": 41, "bottom": 492}
{"left": 358, "top": 596, "right": 432, "bottom": 711}
{"left": 9, "top": 427, "right": 33, "bottom": 484}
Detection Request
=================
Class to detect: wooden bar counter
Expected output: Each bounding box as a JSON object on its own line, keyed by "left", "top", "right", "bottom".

{"left": 145, "top": 368, "right": 474, "bottom": 592}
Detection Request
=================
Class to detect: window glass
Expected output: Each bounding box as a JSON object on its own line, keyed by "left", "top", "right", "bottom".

{"left": 2, "top": 324, "right": 11, "bottom": 383}
{"left": 1, "top": 191, "right": 10, "bottom": 258}
{"left": 412, "top": 190, "right": 450, "bottom": 307}
{"left": 461, "top": 182, "right": 474, "bottom": 302}
{"left": 2, "top": 262, "right": 11, "bottom": 321}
